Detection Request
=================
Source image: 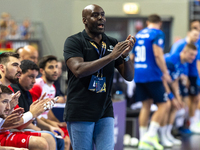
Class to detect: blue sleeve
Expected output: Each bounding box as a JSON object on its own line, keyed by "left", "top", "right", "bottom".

{"left": 197, "top": 45, "right": 200, "bottom": 60}
{"left": 166, "top": 61, "right": 176, "bottom": 80}
{"left": 170, "top": 41, "right": 185, "bottom": 55}
{"left": 153, "top": 32, "right": 165, "bottom": 49}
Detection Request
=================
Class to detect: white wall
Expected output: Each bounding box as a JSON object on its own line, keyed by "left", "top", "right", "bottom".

{"left": 0, "top": 0, "right": 189, "bottom": 59}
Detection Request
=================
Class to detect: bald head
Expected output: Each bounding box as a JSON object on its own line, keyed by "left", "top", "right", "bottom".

{"left": 82, "top": 4, "right": 106, "bottom": 35}
{"left": 20, "top": 45, "right": 38, "bottom": 64}
{"left": 82, "top": 4, "right": 96, "bottom": 17}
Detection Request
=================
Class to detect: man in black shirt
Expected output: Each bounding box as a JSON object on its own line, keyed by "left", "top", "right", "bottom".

{"left": 63, "top": 4, "right": 135, "bottom": 150}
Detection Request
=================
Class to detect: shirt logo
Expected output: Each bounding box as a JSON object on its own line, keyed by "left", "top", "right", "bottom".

{"left": 21, "top": 139, "right": 26, "bottom": 143}
{"left": 138, "top": 40, "right": 144, "bottom": 45}
{"left": 158, "top": 39, "right": 163, "bottom": 45}
{"left": 163, "top": 92, "right": 168, "bottom": 101}
{"left": 107, "top": 45, "right": 114, "bottom": 52}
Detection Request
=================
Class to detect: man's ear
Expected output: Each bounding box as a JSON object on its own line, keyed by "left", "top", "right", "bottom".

{"left": 40, "top": 68, "right": 44, "bottom": 75}
{"left": 82, "top": 17, "right": 87, "bottom": 25}
{"left": 0, "top": 64, "right": 5, "bottom": 73}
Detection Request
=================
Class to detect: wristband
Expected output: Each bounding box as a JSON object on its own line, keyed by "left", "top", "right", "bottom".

{"left": 0, "top": 118, "right": 5, "bottom": 130}
{"left": 121, "top": 54, "right": 130, "bottom": 62}
{"left": 168, "top": 92, "right": 174, "bottom": 100}
{"left": 22, "top": 111, "right": 33, "bottom": 124}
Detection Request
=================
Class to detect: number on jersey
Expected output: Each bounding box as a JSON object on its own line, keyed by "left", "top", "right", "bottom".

{"left": 135, "top": 46, "right": 146, "bottom": 62}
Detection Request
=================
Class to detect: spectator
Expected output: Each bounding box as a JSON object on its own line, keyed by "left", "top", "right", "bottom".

{"left": 0, "top": 52, "right": 57, "bottom": 149}
{"left": 0, "top": 84, "right": 55, "bottom": 150}
{"left": 9, "top": 60, "right": 65, "bottom": 150}
{"left": 19, "top": 45, "right": 39, "bottom": 64}
{"left": 54, "top": 60, "right": 67, "bottom": 103}
{"left": 29, "top": 55, "right": 71, "bottom": 150}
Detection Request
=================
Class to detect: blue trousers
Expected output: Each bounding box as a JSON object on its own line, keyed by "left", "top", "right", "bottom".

{"left": 67, "top": 117, "right": 114, "bottom": 150}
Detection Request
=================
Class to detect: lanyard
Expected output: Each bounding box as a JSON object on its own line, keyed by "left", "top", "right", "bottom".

{"left": 89, "top": 41, "right": 106, "bottom": 77}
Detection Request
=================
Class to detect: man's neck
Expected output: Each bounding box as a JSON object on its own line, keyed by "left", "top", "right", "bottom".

{"left": 42, "top": 77, "right": 54, "bottom": 87}
{"left": 180, "top": 51, "right": 186, "bottom": 64}
{"left": 186, "top": 37, "right": 192, "bottom": 43}
{"left": 147, "top": 24, "right": 160, "bottom": 30}
{"left": 0, "top": 78, "right": 10, "bottom": 87}
{"left": 18, "top": 82, "right": 28, "bottom": 91}
{"left": 85, "top": 28, "right": 102, "bottom": 45}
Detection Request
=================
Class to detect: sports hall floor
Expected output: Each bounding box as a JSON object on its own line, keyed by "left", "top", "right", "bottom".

{"left": 124, "top": 134, "right": 200, "bottom": 150}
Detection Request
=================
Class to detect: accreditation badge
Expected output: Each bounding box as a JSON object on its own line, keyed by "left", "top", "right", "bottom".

{"left": 96, "top": 77, "right": 106, "bottom": 93}
{"left": 88, "top": 75, "right": 97, "bottom": 92}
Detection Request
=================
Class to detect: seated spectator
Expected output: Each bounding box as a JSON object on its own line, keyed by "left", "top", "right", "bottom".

{"left": 54, "top": 60, "right": 67, "bottom": 103}
{"left": 19, "top": 45, "right": 39, "bottom": 64}
{"left": 29, "top": 55, "right": 71, "bottom": 150}
{"left": 0, "top": 52, "right": 57, "bottom": 149}
{"left": 0, "top": 84, "right": 56, "bottom": 149}
{"left": 7, "top": 19, "right": 20, "bottom": 40}
{"left": 9, "top": 60, "right": 65, "bottom": 150}
{"left": 19, "top": 19, "right": 31, "bottom": 39}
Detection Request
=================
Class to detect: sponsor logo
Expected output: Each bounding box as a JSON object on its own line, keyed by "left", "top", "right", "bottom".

{"left": 21, "top": 139, "right": 26, "bottom": 143}
{"left": 158, "top": 39, "right": 163, "bottom": 45}
{"left": 163, "top": 92, "right": 168, "bottom": 101}
{"left": 136, "top": 33, "right": 150, "bottom": 39}
{"left": 135, "top": 64, "right": 148, "bottom": 68}
{"left": 138, "top": 40, "right": 144, "bottom": 45}
{"left": 107, "top": 45, "right": 114, "bottom": 52}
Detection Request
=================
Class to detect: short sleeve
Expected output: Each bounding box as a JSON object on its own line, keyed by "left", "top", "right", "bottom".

{"left": 166, "top": 61, "right": 176, "bottom": 80}
{"left": 170, "top": 40, "right": 185, "bottom": 55}
{"left": 63, "top": 35, "right": 84, "bottom": 62}
{"left": 153, "top": 32, "right": 165, "bottom": 49}
{"left": 29, "top": 84, "right": 42, "bottom": 102}
{"left": 196, "top": 44, "right": 200, "bottom": 60}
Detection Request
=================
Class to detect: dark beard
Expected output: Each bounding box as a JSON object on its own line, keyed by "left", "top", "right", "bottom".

{"left": 0, "top": 114, "right": 6, "bottom": 119}
{"left": 45, "top": 71, "right": 56, "bottom": 83}
{"left": 5, "top": 76, "right": 19, "bottom": 84}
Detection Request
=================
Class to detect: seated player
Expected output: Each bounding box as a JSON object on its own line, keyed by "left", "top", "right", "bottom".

{"left": 0, "top": 84, "right": 56, "bottom": 149}
{"left": 29, "top": 55, "right": 70, "bottom": 150}
{"left": 9, "top": 60, "right": 65, "bottom": 150}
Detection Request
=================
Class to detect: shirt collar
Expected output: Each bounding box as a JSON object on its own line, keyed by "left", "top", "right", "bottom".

{"left": 82, "top": 29, "right": 106, "bottom": 43}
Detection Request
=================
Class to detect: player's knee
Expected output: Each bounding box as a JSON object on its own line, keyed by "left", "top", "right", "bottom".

{"left": 37, "top": 138, "right": 49, "bottom": 150}
{"left": 29, "top": 137, "right": 49, "bottom": 150}
{"left": 142, "top": 100, "right": 152, "bottom": 110}
{"left": 192, "top": 96, "right": 199, "bottom": 103}
{"left": 41, "top": 133, "right": 56, "bottom": 143}
{"left": 157, "top": 101, "right": 169, "bottom": 112}
{"left": 166, "top": 100, "right": 172, "bottom": 110}
{"left": 64, "top": 136, "right": 71, "bottom": 146}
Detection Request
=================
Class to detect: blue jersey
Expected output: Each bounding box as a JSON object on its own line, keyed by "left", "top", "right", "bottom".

{"left": 196, "top": 37, "right": 200, "bottom": 86}
{"left": 165, "top": 53, "right": 188, "bottom": 81}
{"left": 133, "top": 27, "right": 165, "bottom": 83}
{"left": 170, "top": 38, "right": 200, "bottom": 77}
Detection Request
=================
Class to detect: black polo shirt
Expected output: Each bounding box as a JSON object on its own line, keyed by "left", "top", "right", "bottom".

{"left": 63, "top": 30, "right": 123, "bottom": 122}
{"left": 10, "top": 83, "right": 33, "bottom": 113}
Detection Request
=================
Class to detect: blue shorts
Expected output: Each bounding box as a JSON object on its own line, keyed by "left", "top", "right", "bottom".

{"left": 188, "top": 76, "right": 198, "bottom": 96}
{"left": 135, "top": 81, "right": 167, "bottom": 103}
{"left": 179, "top": 79, "right": 188, "bottom": 97}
